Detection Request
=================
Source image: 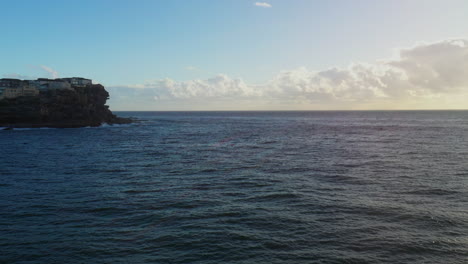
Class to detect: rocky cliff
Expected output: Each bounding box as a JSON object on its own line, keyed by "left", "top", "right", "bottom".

{"left": 0, "top": 84, "right": 132, "bottom": 128}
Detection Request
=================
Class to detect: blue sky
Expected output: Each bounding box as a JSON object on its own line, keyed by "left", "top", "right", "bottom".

{"left": 2, "top": 0, "right": 468, "bottom": 110}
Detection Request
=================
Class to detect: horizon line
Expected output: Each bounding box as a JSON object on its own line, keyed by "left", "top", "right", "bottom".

{"left": 112, "top": 109, "right": 468, "bottom": 112}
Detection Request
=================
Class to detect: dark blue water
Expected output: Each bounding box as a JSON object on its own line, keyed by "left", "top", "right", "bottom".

{"left": 1, "top": 111, "right": 468, "bottom": 263}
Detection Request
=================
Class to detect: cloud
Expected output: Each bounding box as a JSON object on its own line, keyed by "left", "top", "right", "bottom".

{"left": 254, "top": 2, "right": 272, "bottom": 8}
{"left": 108, "top": 39, "right": 468, "bottom": 110}
{"left": 387, "top": 40, "right": 468, "bottom": 94}
{"left": 185, "top": 66, "right": 198, "bottom": 71}
{"left": 111, "top": 75, "right": 256, "bottom": 100}
{"left": 2, "top": 73, "right": 34, "bottom": 79}
{"left": 2, "top": 66, "right": 59, "bottom": 80}
{"left": 40, "top": 65, "right": 59, "bottom": 79}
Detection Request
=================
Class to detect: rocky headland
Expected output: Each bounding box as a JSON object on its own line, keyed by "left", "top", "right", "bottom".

{"left": 0, "top": 84, "right": 132, "bottom": 128}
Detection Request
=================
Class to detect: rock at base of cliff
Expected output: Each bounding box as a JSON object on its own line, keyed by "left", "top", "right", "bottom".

{"left": 0, "top": 84, "right": 133, "bottom": 128}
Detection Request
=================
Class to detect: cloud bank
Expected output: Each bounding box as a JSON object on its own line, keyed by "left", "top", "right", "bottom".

{"left": 108, "top": 39, "right": 468, "bottom": 110}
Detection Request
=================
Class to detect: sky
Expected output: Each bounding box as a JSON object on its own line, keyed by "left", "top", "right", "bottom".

{"left": 1, "top": 0, "right": 468, "bottom": 110}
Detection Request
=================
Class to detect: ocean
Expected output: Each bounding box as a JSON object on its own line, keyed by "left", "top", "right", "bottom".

{"left": 1, "top": 111, "right": 467, "bottom": 263}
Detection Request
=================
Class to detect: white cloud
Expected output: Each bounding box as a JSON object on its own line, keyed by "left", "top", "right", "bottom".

{"left": 2, "top": 73, "right": 34, "bottom": 79}
{"left": 108, "top": 39, "right": 468, "bottom": 110}
{"left": 40, "top": 65, "right": 59, "bottom": 79}
{"left": 387, "top": 39, "right": 468, "bottom": 94}
{"left": 254, "top": 2, "right": 272, "bottom": 8}
{"left": 185, "top": 66, "right": 198, "bottom": 71}
{"left": 116, "top": 74, "right": 257, "bottom": 100}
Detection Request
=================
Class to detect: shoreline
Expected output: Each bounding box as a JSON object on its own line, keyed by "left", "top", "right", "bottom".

{"left": 0, "top": 117, "right": 134, "bottom": 129}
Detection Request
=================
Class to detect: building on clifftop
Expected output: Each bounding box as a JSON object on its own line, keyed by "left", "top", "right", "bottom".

{"left": 0, "top": 77, "right": 93, "bottom": 99}
{"left": 35, "top": 78, "right": 72, "bottom": 90}
{"left": 60, "top": 77, "right": 92, "bottom": 87}
{"left": 0, "top": 79, "right": 40, "bottom": 99}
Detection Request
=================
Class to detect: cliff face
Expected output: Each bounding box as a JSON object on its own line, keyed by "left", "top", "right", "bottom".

{"left": 0, "top": 84, "right": 131, "bottom": 128}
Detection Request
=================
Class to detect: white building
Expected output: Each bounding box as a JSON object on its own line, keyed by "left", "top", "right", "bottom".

{"left": 0, "top": 77, "right": 93, "bottom": 100}
{"left": 0, "top": 87, "right": 22, "bottom": 99}
{"left": 0, "top": 79, "right": 39, "bottom": 99}
{"left": 35, "top": 79, "right": 72, "bottom": 90}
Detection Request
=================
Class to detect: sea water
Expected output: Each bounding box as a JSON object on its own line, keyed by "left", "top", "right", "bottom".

{"left": 1, "top": 111, "right": 467, "bottom": 263}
